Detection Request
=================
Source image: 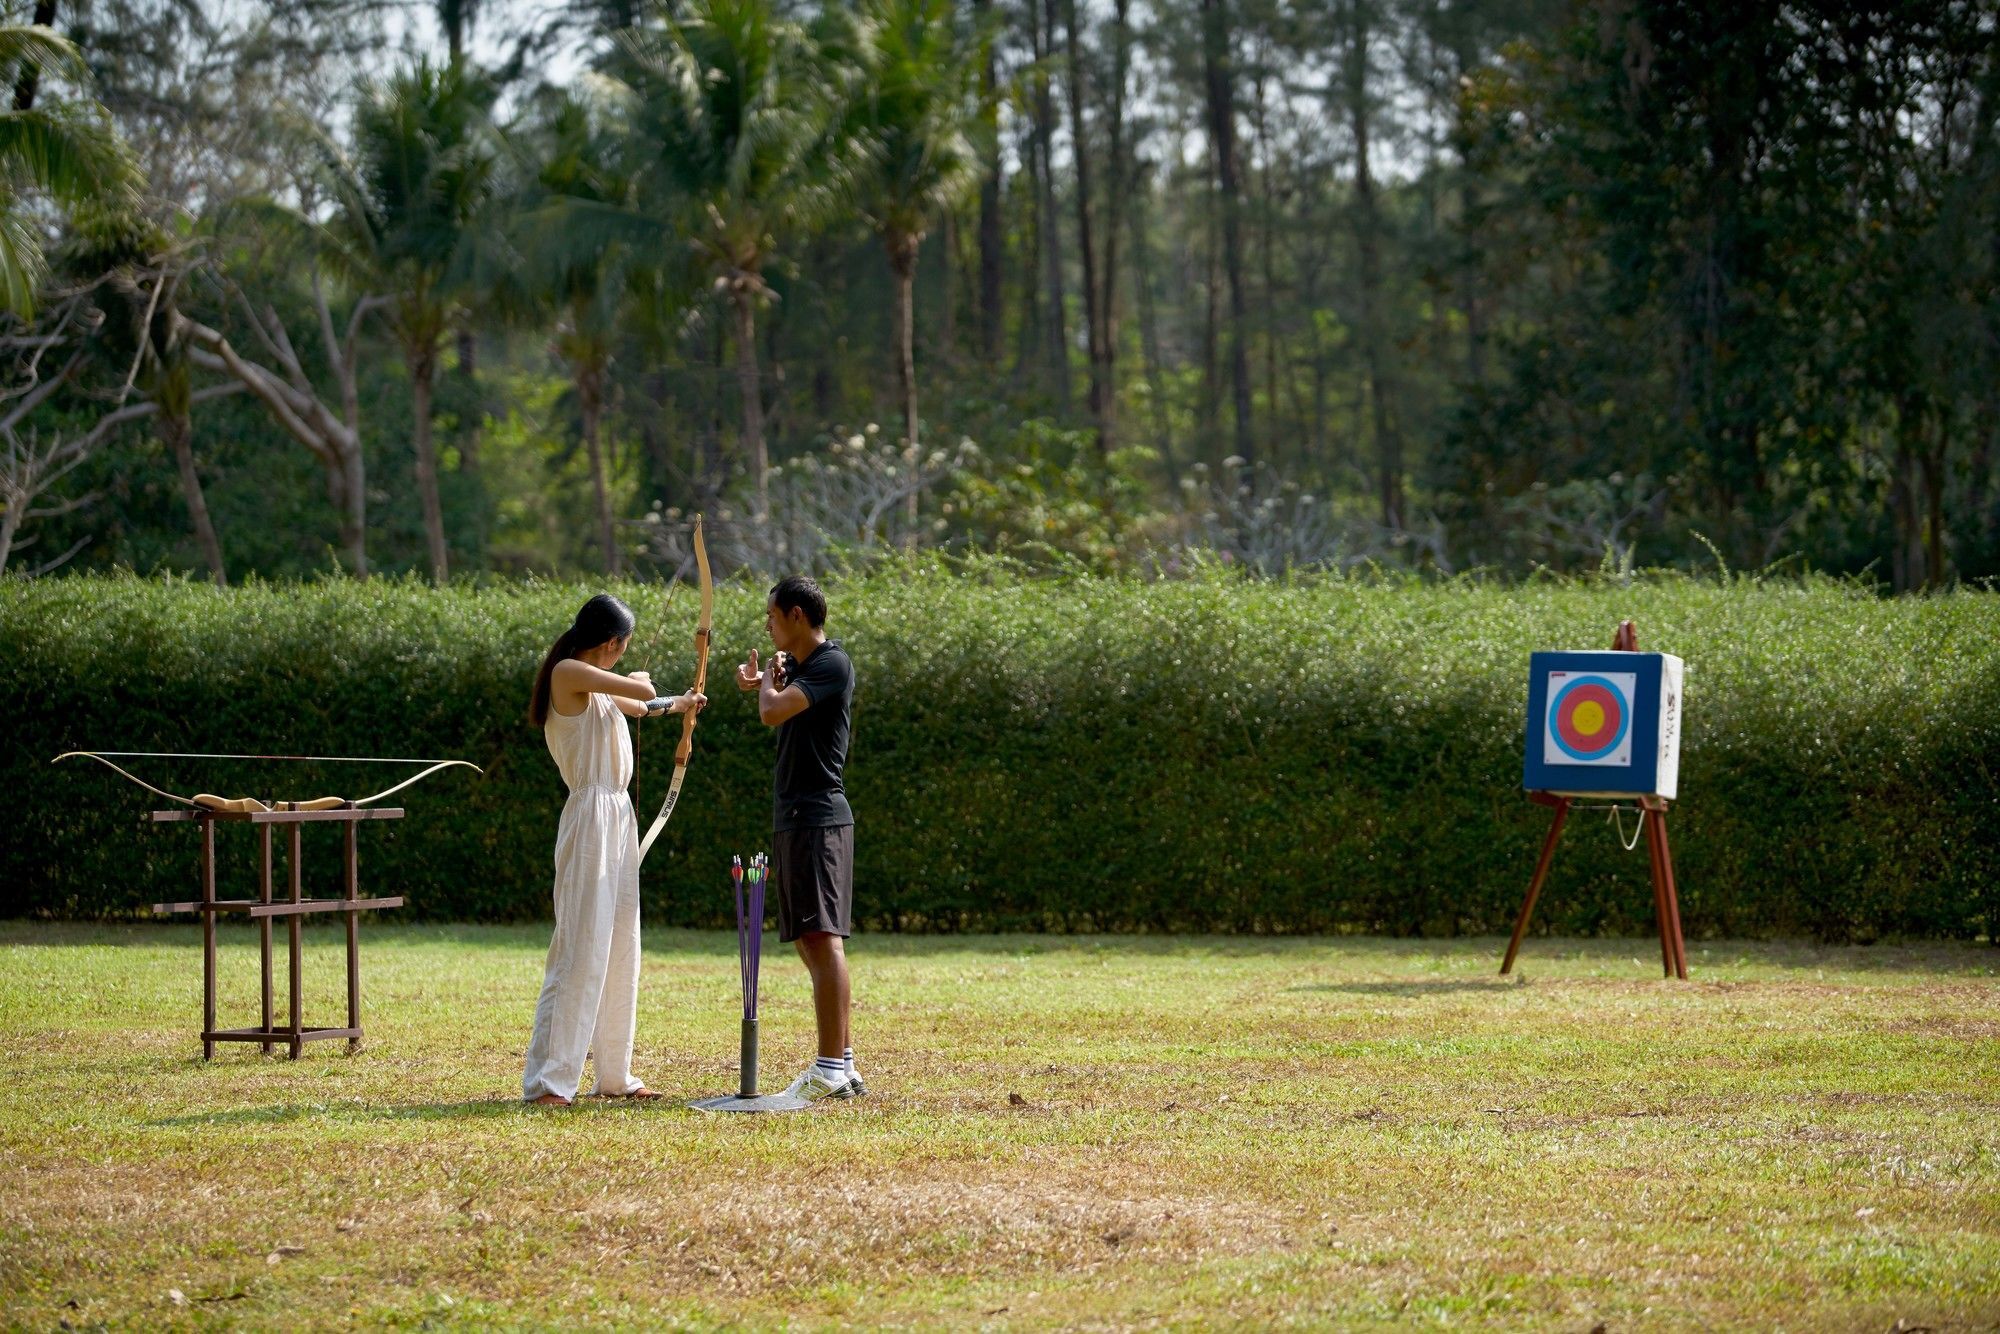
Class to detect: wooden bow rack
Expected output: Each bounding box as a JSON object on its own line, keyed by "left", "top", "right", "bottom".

{"left": 150, "top": 804, "right": 405, "bottom": 1059}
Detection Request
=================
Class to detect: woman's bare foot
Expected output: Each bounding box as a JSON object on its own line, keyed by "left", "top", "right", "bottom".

{"left": 529, "top": 1092, "right": 571, "bottom": 1107}
{"left": 611, "top": 1086, "right": 663, "bottom": 1100}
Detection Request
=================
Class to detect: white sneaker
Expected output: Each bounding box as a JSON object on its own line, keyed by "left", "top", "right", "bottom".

{"left": 782, "top": 1066, "right": 857, "bottom": 1102}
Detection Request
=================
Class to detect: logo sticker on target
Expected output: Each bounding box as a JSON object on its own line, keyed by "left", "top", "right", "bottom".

{"left": 1543, "top": 671, "right": 1636, "bottom": 768}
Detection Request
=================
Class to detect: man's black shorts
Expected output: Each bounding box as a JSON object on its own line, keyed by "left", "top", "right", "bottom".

{"left": 773, "top": 823, "right": 853, "bottom": 943}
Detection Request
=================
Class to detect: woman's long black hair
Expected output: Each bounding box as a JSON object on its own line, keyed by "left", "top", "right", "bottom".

{"left": 529, "top": 594, "right": 637, "bottom": 727}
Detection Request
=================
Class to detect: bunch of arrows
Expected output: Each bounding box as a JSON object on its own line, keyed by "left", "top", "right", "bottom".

{"left": 733, "top": 853, "right": 768, "bottom": 1023}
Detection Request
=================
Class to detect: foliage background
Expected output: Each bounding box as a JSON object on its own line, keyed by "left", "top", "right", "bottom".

{"left": 7, "top": 571, "right": 1995, "bottom": 940}
{"left": 9, "top": 0, "right": 1999, "bottom": 591}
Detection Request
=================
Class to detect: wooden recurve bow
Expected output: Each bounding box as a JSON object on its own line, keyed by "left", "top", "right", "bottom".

{"left": 638, "top": 513, "right": 712, "bottom": 863}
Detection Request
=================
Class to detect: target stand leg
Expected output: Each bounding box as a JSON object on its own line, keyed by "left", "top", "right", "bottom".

{"left": 1643, "top": 798, "right": 1689, "bottom": 979}
{"left": 1501, "top": 793, "right": 1570, "bottom": 975}
{"left": 1643, "top": 812, "right": 1674, "bottom": 978}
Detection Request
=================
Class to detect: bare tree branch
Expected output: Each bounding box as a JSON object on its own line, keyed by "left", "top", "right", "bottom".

{"left": 23, "top": 533, "right": 90, "bottom": 576}
{"left": 25, "top": 488, "right": 100, "bottom": 520}
{"left": 183, "top": 322, "right": 333, "bottom": 466}
{"left": 0, "top": 350, "right": 84, "bottom": 432}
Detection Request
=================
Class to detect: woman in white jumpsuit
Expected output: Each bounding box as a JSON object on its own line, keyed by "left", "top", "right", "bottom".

{"left": 521, "top": 594, "right": 704, "bottom": 1106}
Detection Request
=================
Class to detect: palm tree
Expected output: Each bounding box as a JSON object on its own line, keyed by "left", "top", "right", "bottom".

{"left": 510, "top": 85, "right": 647, "bottom": 574}
{"left": 831, "top": 0, "right": 983, "bottom": 526}
{"left": 607, "top": 0, "right": 857, "bottom": 520}
{"left": 241, "top": 61, "right": 501, "bottom": 583}
{"left": 436, "top": 0, "right": 483, "bottom": 63}
{"left": 0, "top": 22, "right": 138, "bottom": 316}
{"left": 346, "top": 58, "right": 502, "bottom": 582}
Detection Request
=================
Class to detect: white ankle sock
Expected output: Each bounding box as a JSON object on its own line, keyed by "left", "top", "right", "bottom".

{"left": 843, "top": 1046, "right": 856, "bottom": 1074}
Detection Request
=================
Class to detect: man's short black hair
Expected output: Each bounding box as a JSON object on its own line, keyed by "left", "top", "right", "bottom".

{"left": 769, "top": 574, "right": 827, "bottom": 628}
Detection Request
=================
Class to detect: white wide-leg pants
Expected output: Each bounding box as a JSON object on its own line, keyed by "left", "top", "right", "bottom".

{"left": 522, "top": 788, "right": 642, "bottom": 1100}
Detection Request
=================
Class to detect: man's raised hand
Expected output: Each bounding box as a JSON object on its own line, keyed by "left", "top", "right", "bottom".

{"left": 736, "top": 648, "right": 761, "bottom": 692}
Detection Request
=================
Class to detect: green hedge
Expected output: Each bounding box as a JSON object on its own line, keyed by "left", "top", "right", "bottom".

{"left": 4, "top": 570, "right": 1996, "bottom": 941}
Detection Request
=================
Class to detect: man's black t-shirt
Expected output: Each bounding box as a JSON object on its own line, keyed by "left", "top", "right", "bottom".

{"left": 774, "top": 639, "right": 854, "bottom": 832}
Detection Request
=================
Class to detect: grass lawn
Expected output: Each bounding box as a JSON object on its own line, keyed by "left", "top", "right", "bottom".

{"left": 1, "top": 922, "right": 1996, "bottom": 1330}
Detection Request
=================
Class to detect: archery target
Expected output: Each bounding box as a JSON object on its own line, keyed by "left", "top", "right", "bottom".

{"left": 1542, "top": 670, "right": 1635, "bottom": 767}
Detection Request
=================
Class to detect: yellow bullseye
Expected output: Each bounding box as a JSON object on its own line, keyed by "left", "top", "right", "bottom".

{"left": 1572, "top": 700, "right": 1606, "bottom": 736}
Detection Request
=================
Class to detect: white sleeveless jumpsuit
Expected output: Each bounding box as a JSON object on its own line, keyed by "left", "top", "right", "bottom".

{"left": 522, "top": 691, "right": 643, "bottom": 1100}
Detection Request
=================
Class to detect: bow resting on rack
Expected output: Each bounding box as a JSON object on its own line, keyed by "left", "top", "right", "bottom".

{"left": 52, "top": 751, "right": 482, "bottom": 813}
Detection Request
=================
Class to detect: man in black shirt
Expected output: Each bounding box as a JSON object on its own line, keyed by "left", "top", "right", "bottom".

{"left": 736, "top": 575, "right": 861, "bottom": 1102}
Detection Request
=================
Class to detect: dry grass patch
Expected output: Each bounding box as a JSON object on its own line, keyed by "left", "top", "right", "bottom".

{"left": 1, "top": 923, "right": 1997, "bottom": 1329}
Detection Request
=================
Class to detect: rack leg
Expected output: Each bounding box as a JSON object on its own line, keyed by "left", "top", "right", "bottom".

{"left": 260, "top": 824, "right": 274, "bottom": 1054}
{"left": 288, "top": 823, "right": 304, "bottom": 1060}
{"left": 200, "top": 817, "right": 216, "bottom": 1061}
{"left": 345, "top": 820, "right": 361, "bottom": 1052}
{"left": 1501, "top": 797, "right": 1569, "bottom": 975}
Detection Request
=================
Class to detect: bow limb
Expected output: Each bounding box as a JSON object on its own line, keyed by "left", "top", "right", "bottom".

{"left": 677, "top": 515, "right": 715, "bottom": 767}
{"left": 53, "top": 751, "right": 199, "bottom": 806}
{"left": 640, "top": 515, "right": 711, "bottom": 864}
{"left": 56, "top": 751, "right": 481, "bottom": 810}
{"left": 353, "top": 759, "right": 485, "bottom": 807}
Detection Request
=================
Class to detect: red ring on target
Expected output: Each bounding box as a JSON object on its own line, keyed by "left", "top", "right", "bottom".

{"left": 1550, "top": 675, "right": 1629, "bottom": 761}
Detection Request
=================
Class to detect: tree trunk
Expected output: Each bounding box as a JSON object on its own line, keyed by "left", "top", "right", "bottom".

{"left": 940, "top": 209, "right": 958, "bottom": 358}
{"left": 977, "top": 0, "right": 1004, "bottom": 363}
{"left": 1099, "top": 0, "right": 1133, "bottom": 454}
{"left": 578, "top": 357, "right": 618, "bottom": 575}
{"left": 410, "top": 342, "right": 449, "bottom": 583}
{"left": 327, "top": 286, "right": 368, "bottom": 578}
{"left": 1129, "top": 174, "right": 1173, "bottom": 481}
{"left": 1252, "top": 56, "right": 1281, "bottom": 469}
{"left": 1297, "top": 218, "right": 1330, "bottom": 463}
{"left": 705, "top": 316, "right": 726, "bottom": 491}
{"left": 327, "top": 440, "right": 366, "bottom": 579}
{"left": 1062, "top": 0, "right": 1109, "bottom": 455}
{"left": 1449, "top": 36, "right": 1489, "bottom": 389}
{"left": 1015, "top": 109, "right": 1044, "bottom": 381}
{"left": 13, "top": 0, "right": 57, "bottom": 111}
{"left": 158, "top": 405, "right": 225, "bottom": 585}
{"left": 455, "top": 325, "right": 480, "bottom": 475}
{"left": 1890, "top": 408, "right": 1920, "bottom": 592}
{"left": 444, "top": 0, "right": 466, "bottom": 63}
{"left": 1200, "top": 192, "right": 1221, "bottom": 451}
{"left": 889, "top": 232, "right": 922, "bottom": 529}
{"left": 1033, "top": 0, "right": 1071, "bottom": 409}
{"left": 1310, "top": 322, "right": 1328, "bottom": 463}
{"left": 764, "top": 305, "right": 785, "bottom": 446}
{"left": 732, "top": 285, "right": 769, "bottom": 521}
{"left": 804, "top": 234, "right": 836, "bottom": 422}
{"left": 1921, "top": 427, "right": 1946, "bottom": 590}
{"left": 1974, "top": 400, "right": 1999, "bottom": 567}
{"left": 1200, "top": 0, "right": 1254, "bottom": 465}
{"left": 1345, "top": 0, "right": 1402, "bottom": 529}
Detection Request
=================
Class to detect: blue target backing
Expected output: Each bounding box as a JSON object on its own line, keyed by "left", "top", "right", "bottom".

{"left": 1522, "top": 651, "right": 1685, "bottom": 798}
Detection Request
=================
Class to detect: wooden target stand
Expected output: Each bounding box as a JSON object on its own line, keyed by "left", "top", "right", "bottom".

{"left": 1499, "top": 621, "right": 1689, "bottom": 979}
{"left": 150, "top": 805, "right": 405, "bottom": 1058}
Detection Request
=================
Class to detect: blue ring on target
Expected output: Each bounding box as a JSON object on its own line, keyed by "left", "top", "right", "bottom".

{"left": 1549, "top": 674, "right": 1631, "bottom": 762}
